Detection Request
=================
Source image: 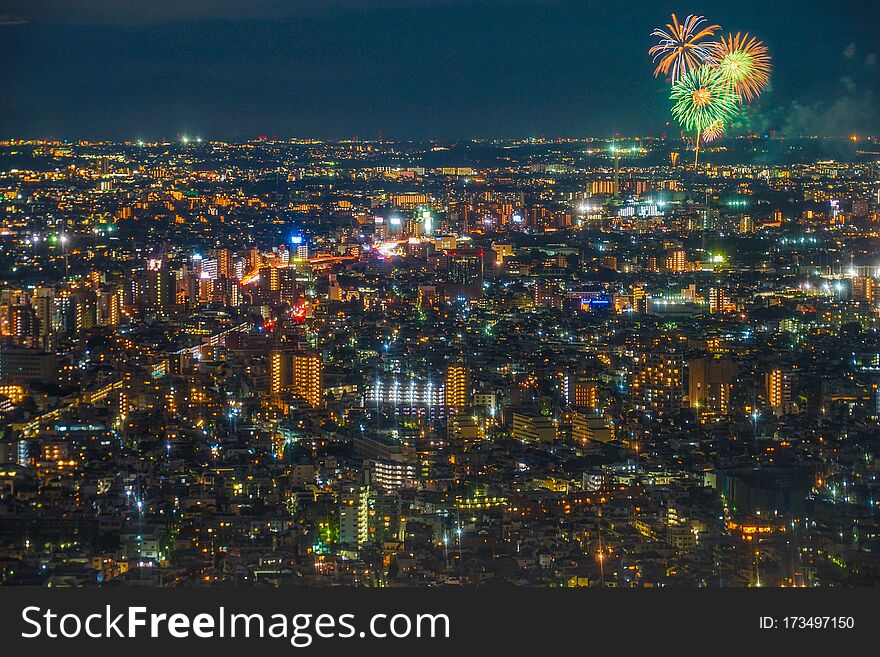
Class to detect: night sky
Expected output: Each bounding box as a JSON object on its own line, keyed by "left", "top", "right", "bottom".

{"left": 1, "top": 0, "right": 878, "bottom": 140}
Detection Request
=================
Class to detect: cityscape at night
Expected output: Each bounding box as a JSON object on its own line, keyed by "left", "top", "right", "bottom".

{"left": 1, "top": 3, "right": 879, "bottom": 593}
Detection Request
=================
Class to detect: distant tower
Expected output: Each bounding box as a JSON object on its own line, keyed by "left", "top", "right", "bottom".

{"left": 613, "top": 131, "right": 620, "bottom": 198}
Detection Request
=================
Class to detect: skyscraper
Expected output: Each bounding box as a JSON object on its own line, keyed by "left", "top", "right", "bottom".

{"left": 292, "top": 351, "right": 323, "bottom": 408}
{"left": 444, "top": 249, "right": 484, "bottom": 300}
{"left": 689, "top": 357, "right": 738, "bottom": 416}
{"left": 631, "top": 352, "right": 684, "bottom": 416}
{"left": 339, "top": 479, "right": 370, "bottom": 549}
{"left": 445, "top": 362, "right": 470, "bottom": 409}
{"left": 766, "top": 368, "right": 793, "bottom": 415}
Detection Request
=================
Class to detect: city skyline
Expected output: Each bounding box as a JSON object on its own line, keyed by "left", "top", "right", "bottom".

{"left": 1, "top": 2, "right": 880, "bottom": 595}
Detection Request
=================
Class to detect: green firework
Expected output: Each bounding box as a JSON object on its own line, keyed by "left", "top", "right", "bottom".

{"left": 669, "top": 65, "right": 740, "bottom": 134}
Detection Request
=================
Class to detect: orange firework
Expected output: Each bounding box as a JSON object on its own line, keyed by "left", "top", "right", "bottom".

{"left": 650, "top": 14, "right": 720, "bottom": 82}
{"left": 710, "top": 32, "right": 771, "bottom": 102}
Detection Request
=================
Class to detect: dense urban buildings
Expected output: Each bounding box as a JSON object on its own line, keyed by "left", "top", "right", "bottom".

{"left": 1, "top": 135, "right": 879, "bottom": 587}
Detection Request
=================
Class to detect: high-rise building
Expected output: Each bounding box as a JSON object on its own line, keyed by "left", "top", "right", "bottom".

{"left": 738, "top": 214, "right": 755, "bottom": 234}
{"left": 662, "top": 247, "right": 687, "bottom": 273}
{"left": 852, "top": 277, "right": 876, "bottom": 303}
{"left": 31, "top": 288, "right": 54, "bottom": 338}
{"left": 145, "top": 266, "right": 178, "bottom": 311}
{"left": 443, "top": 249, "right": 484, "bottom": 299}
{"left": 339, "top": 479, "right": 370, "bottom": 549}
{"left": 368, "top": 494, "right": 402, "bottom": 545}
{"left": 512, "top": 412, "right": 557, "bottom": 443}
{"left": 97, "top": 288, "right": 122, "bottom": 327}
{"left": 631, "top": 353, "right": 684, "bottom": 416}
{"left": 573, "top": 378, "right": 600, "bottom": 411}
{"left": 870, "top": 378, "right": 880, "bottom": 419}
{"left": 260, "top": 266, "right": 280, "bottom": 292}
{"left": 269, "top": 349, "right": 288, "bottom": 396}
{"left": 688, "top": 358, "right": 738, "bottom": 416}
{"left": 72, "top": 289, "right": 97, "bottom": 332}
{"left": 445, "top": 363, "right": 469, "bottom": 409}
{"left": 0, "top": 303, "right": 37, "bottom": 343}
{"left": 571, "top": 412, "right": 615, "bottom": 445}
{"left": 279, "top": 268, "right": 299, "bottom": 305}
{"left": 708, "top": 288, "right": 736, "bottom": 314}
{"left": 215, "top": 248, "right": 232, "bottom": 279}
{"left": 292, "top": 351, "right": 323, "bottom": 408}
{"left": 0, "top": 347, "right": 56, "bottom": 383}
{"left": 766, "top": 368, "right": 793, "bottom": 415}
{"left": 631, "top": 284, "right": 647, "bottom": 313}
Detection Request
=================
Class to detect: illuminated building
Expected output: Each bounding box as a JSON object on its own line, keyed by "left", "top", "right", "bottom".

{"left": 534, "top": 281, "right": 561, "bottom": 309}
{"left": 600, "top": 255, "right": 618, "bottom": 270}
{"left": 512, "top": 412, "right": 557, "bottom": 443}
{"left": 339, "top": 479, "right": 370, "bottom": 549}
{"left": 573, "top": 378, "right": 600, "bottom": 410}
{"left": 200, "top": 257, "right": 219, "bottom": 280}
{"left": 631, "top": 284, "right": 647, "bottom": 313}
{"left": 443, "top": 249, "right": 484, "bottom": 299}
{"left": 445, "top": 363, "right": 469, "bottom": 409}
{"left": 73, "top": 290, "right": 97, "bottom": 332}
{"left": 591, "top": 180, "right": 616, "bottom": 195}
{"left": 388, "top": 192, "right": 428, "bottom": 209}
{"left": 417, "top": 285, "right": 437, "bottom": 308}
{"left": 708, "top": 287, "right": 736, "bottom": 314}
{"left": 145, "top": 266, "right": 178, "bottom": 311}
{"left": 662, "top": 247, "right": 687, "bottom": 273}
{"left": 97, "top": 289, "right": 122, "bottom": 326}
{"left": 373, "top": 216, "right": 388, "bottom": 241}
{"left": 368, "top": 494, "right": 402, "bottom": 544}
{"left": 269, "top": 349, "right": 289, "bottom": 396}
{"left": 491, "top": 242, "right": 513, "bottom": 266}
{"left": 31, "top": 288, "right": 53, "bottom": 338}
{"left": 571, "top": 412, "right": 615, "bottom": 445}
{"left": 0, "top": 384, "right": 26, "bottom": 404}
{"left": 0, "top": 303, "right": 37, "bottom": 343}
{"left": 766, "top": 368, "right": 793, "bottom": 415}
{"left": 688, "top": 357, "right": 738, "bottom": 416}
{"left": 739, "top": 214, "right": 755, "bottom": 233}
{"left": 292, "top": 351, "right": 323, "bottom": 408}
{"left": 852, "top": 277, "right": 876, "bottom": 303}
{"left": 449, "top": 414, "right": 484, "bottom": 441}
{"left": 365, "top": 377, "right": 445, "bottom": 415}
{"left": 259, "top": 265, "right": 280, "bottom": 292}
{"left": 368, "top": 460, "right": 418, "bottom": 491}
{"left": 631, "top": 353, "right": 684, "bottom": 415}
{"left": 279, "top": 268, "right": 299, "bottom": 304}
{"left": 216, "top": 248, "right": 232, "bottom": 279}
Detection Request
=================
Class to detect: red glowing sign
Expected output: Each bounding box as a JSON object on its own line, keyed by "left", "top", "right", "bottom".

{"left": 292, "top": 300, "right": 307, "bottom": 323}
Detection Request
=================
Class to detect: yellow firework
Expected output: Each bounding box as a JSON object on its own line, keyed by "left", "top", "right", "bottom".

{"left": 710, "top": 32, "right": 771, "bottom": 102}
{"left": 701, "top": 119, "right": 724, "bottom": 143}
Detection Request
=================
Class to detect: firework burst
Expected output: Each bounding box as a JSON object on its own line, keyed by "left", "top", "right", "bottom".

{"left": 701, "top": 119, "right": 724, "bottom": 143}
{"left": 649, "top": 13, "right": 720, "bottom": 82}
{"left": 670, "top": 66, "right": 740, "bottom": 134}
{"left": 710, "top": 32, "right": 771, "bottom": 102}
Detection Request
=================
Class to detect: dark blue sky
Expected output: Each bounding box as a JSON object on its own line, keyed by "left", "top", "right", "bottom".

{"left": 1, "top": 0, "right": 878, "bottom": 140}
